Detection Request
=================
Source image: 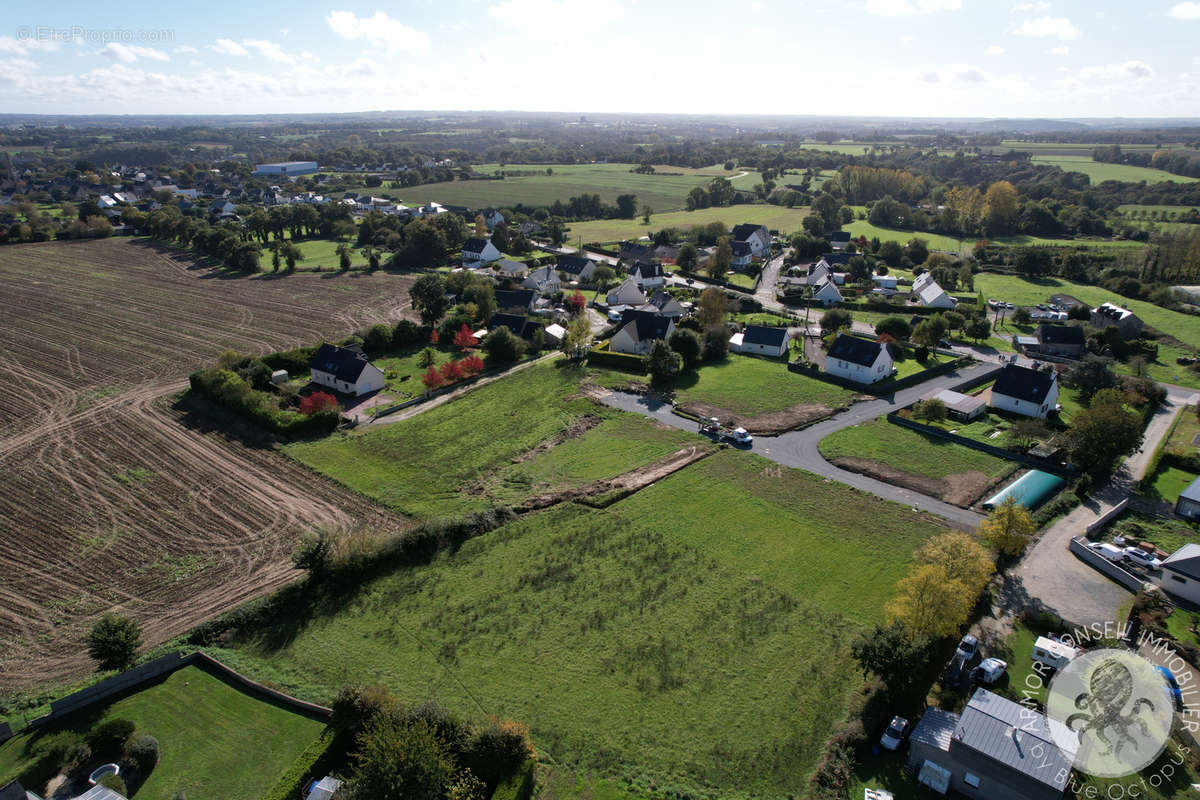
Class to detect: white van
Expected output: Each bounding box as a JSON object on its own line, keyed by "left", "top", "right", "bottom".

{"left": 1089, "top": 542, "right": 1125, "bottom": 564}
{"left": 1033, "top": 636, "right": 1082, "bottom": 672}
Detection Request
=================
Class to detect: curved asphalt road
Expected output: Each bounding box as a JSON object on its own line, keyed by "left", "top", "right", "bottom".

{"left": 600, "top": 359, "right": 1001, "bottom": 530}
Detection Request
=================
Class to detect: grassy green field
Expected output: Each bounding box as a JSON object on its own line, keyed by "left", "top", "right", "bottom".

{"left": 564, "top": 204, "right": 808, "bottom": 244}
{"left": 1111, "top": 512, "right": 1200, "bottom": 557}
{"left": 1117, "top": 204, "right": 1200, "bottom": 217}
{"left": 1145, "top": 465, "right": 1198, "bottom": 504}
{"left": 208, "top": 449, "right": 950, "bottom": 798}
{"left": 0, "top": 666, "right": 325, "bottom": 800}
{"left": 285, "top": 362, "right": 703, "bottom": 519}
{"left": 671, "top": 354, "right": 854, "bottom": 417}
{"left": 819, "top": 418, "right": 1019, "bottom": 482}
{"left": 844, "top": 221, "right": 1143, "bottom": 253}
{"left": 387, "top": 163, "right": 762, "bottom": 214}
{"left": 1030, "top": 154, "right": 1198, "bottom": 184}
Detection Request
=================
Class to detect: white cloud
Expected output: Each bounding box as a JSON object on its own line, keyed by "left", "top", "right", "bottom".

{"left": 489, "top": 0, "right": 626, "bottom": 27}
{"left": 326, "top": 10, "right": 431, "bottom": 52}
{"left": 1010, "top": 1, "right": 1049, "bottom": 11}
{"left": 1058, "top": 60, "right": 1155, "bottom": 93}
{"left": 210, "top": 38, "right": 249, "bottom": 56}
{"left": 1050, "top": 45, "right": 1069, "bottom": 55}
{"left": 0, "top": 36, "right": 61, "bottom": 56}
{"left": 865, "top": 0, "right": 960, "bottom": 15}
{"left": 986, "top": 45, "right": 1005, "bottom": 55}
{"left": 1169, "top": 2, "right": 1200, "bottom": 19}
{"left": 100, "top": 43, "right": 168, "bottom": 63}
{"left": 1012, "top": 16, "right": 1081, "bottom": 39}
{"left": 243, "top": 39, "right": 295, "bottom": 64}
{"left": 173, "top": 45, "right": 198, "bottom": 54}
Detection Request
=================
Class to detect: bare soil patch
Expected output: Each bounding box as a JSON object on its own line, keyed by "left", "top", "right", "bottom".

{"left": 0, "top": 238, "right": 418, "bottom": 688}
{"left": 510, "top": 414, "right": 601, "bottom": 464}
{"left": 677, "top": 400, "right": 838, "bottom": 435}
{"left": 828, "top": 457, "right": 994, "bottom": 507}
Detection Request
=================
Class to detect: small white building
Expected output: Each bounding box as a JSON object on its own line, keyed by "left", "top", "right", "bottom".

{"left": 988, "top": 363, "right": 1059, "bottom": 419}
{"left": 1159, "top": 543, "right": 1200, "bottom": 605}
{"left": 462, "top": 237, "right": 501, "bottom": 264}
{"left": 308, "top": 343, "right": 385, "bottom": 396}
{"left": 735, "top": 325, "right": 792, "bottom": 358}
{"left": 824, "top": 334, "right": 894, "bottom": 384}
{"left": 913, "top": 275, "right": 956, "bottom": 309}
{"left": 872, "top": 272, "right": 898, "bottom": 291}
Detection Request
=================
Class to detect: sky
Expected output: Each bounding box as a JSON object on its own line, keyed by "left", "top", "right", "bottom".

{"left": 1, "top": 0, "right": 1200, "bottom": 118}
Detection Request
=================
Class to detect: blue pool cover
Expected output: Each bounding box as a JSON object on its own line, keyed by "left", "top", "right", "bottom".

{"left": 982, "top": 469, "right": 1066, "bottom": 511}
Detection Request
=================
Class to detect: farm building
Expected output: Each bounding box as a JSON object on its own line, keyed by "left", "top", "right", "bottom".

{"left": 731, "top": 223, "right": 770, "bottom": 256}
{"left": 462, "top": 237, "right": 501, "bottom": 264}
{"left": 1176, "top": 477, "right": 1200, "bottom": 520}
{"left": 611, "top": 310, "right": 675, "bottom": 355}
{"left": 989, "top": 363, "right": 1059, "bottom": 419}
{"left": 921, "top": 388, "right": 986, "bottom": 421}
{"left": 906, "top": 689, "right": 1072, "bottom": 800}
{"left": 1091, "top": 302, "right": 1143, "bottom": 339}
{"left": 732, "top": 325, "right": 791, "bottom": 358}
{"left": 309, "top": 343, "right": 385, "bottom": 397}
{"left": 1158, "top": 543, "right": 1200, "bottom": 604}
{"left": 1035, "top": 324, "right": 1085, "bottom": 357}
{"left": 982, "top": 470, "right": 1065, "bottom": 511}
{"left": 825, "top": 334, "right": 893, "bottom": 384}
{"left": 253, "top": 161, "right": 318, "bottom": 177}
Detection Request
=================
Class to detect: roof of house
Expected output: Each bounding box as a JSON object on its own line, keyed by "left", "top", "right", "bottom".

{"left": 923, "top": 388, "right": 986, "bottom": 415}
{"left": 730, "top": 240, "right": 752, "bottom": 257}
{"left": 76, "top": 785, "right": 129, "bottom": 800}
{"left": 618, "top": 309, "right": 673, "bottom": 343}
{"left": 827, "top": 334, "right": 885, "bottom": 367}
{"left": 1163, "top": 541, "right": 1200, "bottom": 579}
{"left": 488, "top": 312, "right": 539, "bottom": 340}
{"left": 0, "top": 781, "right": 29, "bottom": 800}
{"left": 1037, "top": 324, "right": 1085, "bottom": 345}
{"left": 309, "top": 343, "right": 373, "bottom": 383}
{"left": 556, "top": 254, "right": 593, "bottom": 275}
{"left": 952, "top": 689, "right": 1073, "bottom": 791}
{"left": 645, "top": 290, "right": 682, "bottom": 312}
{"left": 909, "top": 708, "right": 958, "bottom": 752}
{"left": 991, "top": 363, "right": 1057, "bottom": 405}
{"left": 494, "top": 259, "right": 527, "bottom": 274}
{"left": 620, "top": 240, "right": 652, "bottom": 258}
{"left": 817, "top": 252, "right": 852, "bottom": 266}
{"left": 829, "top": 230, "right": 851, "bottom": 242}
{"left": 1093, "top": 302, "right": 1138, "bottom": 322}
{"left": 463, "top": 237, "right": 493, "bottom": 253}
{"left": 918, "top": 283, "right": 953, "bottom": 307}
{"left": 731, "top": 222, "right": 768, "bottom": 241}
{"left": 495, "top": 289, "right": 536, "bottom": 309}
{"left": 630, "top": 260, "right": 664, "bottom": 278}
{"left": 741, "top": 325, "right": 789, "bottom": 348}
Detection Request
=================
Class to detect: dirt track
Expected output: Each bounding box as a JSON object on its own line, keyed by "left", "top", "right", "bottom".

{"left": 0, "top": 239, "right": 416, "bottom": 688}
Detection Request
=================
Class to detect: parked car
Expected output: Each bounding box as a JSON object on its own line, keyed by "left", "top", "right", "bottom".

{"left": 955, "top": 635, "right": 979, "bottom": 662}
{"left": 973, "top": 657, "right": 1008, "bottom": 685}
{"left": 1124, "top": 547, "right": 1163, "bottom": 570}
{"left": 1156, "top": 666, "right": 1183, "bottom": 709}
{"left": 1089, "top": 542, "right": 1125, "bottom": 563}
{"left": 879, "top": 716, "right": 910, "bottom": 751}
{"left": 1005, "top": 302, "right": 1015, "bottom": 310}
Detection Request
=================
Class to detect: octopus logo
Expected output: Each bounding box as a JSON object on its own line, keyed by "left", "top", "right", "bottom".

{"left": 1045, "top": 648, "right": 1175, "bottom": 778}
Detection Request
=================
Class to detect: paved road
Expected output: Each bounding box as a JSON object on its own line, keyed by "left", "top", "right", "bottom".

{"left": 600, "top": 359, "right": 1001, "bottom": 530}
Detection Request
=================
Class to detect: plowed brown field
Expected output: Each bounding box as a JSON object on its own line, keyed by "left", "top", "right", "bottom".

{"left": 0, "top": 238, "right": 414, "bottom": 688}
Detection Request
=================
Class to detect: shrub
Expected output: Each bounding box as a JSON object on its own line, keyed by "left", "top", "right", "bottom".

{"left": 87, "top": 719, "right": 137, "bottom": 759}
{"left": 462, "top": 719, "right": 534, "bottom": 788}
{"left": 299, "top": 392, "right": 339, "bottom": 416}
{"left": 392, "top": 319, "right": 423, "bottom": 348}
{"left": 125, "top": 734, "right": 159, "bottom": 771}
{"left": 292, "top": 529, "right": 334, "bottom": 578}
{"left": 98, "top": 774, "right": 127, "bottom": 795}
{"left": 33, "top": 731, "right": 90, "bottom": 775}
{"left": 332, "top": 686, "right": 401, "bottom": 733}
{"left": 482, "top": 327, "right": 525, "bottom": 364}
{"left": 362, "top": 323, "right": 393, "bottom": 354}
{"left": 87, "top": 615, "right": 141, "bottom": 672}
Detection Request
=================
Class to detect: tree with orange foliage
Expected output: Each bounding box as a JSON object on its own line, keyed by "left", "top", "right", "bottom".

{"left": 299, "top": 391, "right": 339, "bottom": 415}
{"left": 421, "top": 365, "right": 443, "bottom": 392}
{"left": 460, "top": 354, "right": 485, "bottom": 376}
{"left": 439, "top": 359, "right": 464, "bottom": 384}
{"left": 453, "top": 323, "right": 478, "bottom": 351}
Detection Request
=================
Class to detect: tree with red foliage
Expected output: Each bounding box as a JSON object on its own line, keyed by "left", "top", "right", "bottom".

{"left": 421, "top": 365, "right": 443, "bottom": 392}
{"left": 567, "top": 290, "right": 586, "bottom": 315}
{"left": 453, "top": 323, "right": 478, "bottom": 351}
{"left": 460, "top": 354, "right": 485, "bottom": 376}
{"left": 299, "top": 391, "right": 339, "bottom": 415}
{"left": 440, "top": 359, "right": 464, "bottom": 384}
{"left": 429, "top": 329, "right": 439, "bottom": 345}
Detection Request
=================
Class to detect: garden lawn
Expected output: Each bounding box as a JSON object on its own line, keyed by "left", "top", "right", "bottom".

{"left": 0, "top": 665, "right": 325, "bottom": 800}
{"left": 260, "top": 236, "right": 369, "bottom": 270}
{"left": 1030, "top": 154, "right": 1198, "bottom": 185}
{"left": 672, "top": 355, "right": 854, "bottom": 416}
{"left": 1164, "top": 404, "right": 1200, "bottom": 453}
{"left": 819, "top": 418, "right": 1019, "bottom": 482}
{"left": 566, "top": 204, "right": 808, "bottom": 244}
{"left": 213, "top": 449, "right": 949, "bottom": 799}
{"left": 1145, "top": 466, "right": 1200, "bottom": 504}
{"left": 1110, "top": 512, "right": 1200, "bottom": 558}
{"left": 285, "top": 362, "right": 700, "bottom": 520}
{"left": 373, "top": 344, "right": 460, "bottom": 399}
{"left": 724, "top": 271, "right": 757, "bottom": 289}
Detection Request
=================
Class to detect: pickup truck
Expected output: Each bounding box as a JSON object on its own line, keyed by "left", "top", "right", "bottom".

{"left": 698, "top": 417, "right": 753, "bottom": 446}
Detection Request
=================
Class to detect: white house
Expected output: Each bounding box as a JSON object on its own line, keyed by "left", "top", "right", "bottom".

{"left": 522, "top": 264, "right": 561, "bottom": 295}
{"left": 824, "top": 334, "right": 894, "bottom": 384}
{"left": 914, "top": 276, "right": 956, "bottom": 309}
{"left": 628, "top": 261, "right": 666, "bottom": 290}
{"left": 872, "top": 272, "right": 898, "bottom": 291}
{"left": 730, "top": 240, "right": 753, "bottom": 268}
{"left": 462, "top": 237, "right": 501, "bottom": 264}
{"left": 811, "top": 276, "right": 843, "bottom": 307}
{"left": 606, "top": 278, "right": 648, "bottom": 307}
{"left": 610, "top": 310, "right": 675, "bottom": 355}
{"left": 482, "top": 208, "right": 505, "bottom": 229}
{"left": 735, "top": 325, "right": 791, "bottom": 358}
{"left": 731, "top": 223, "right": 771, "bottom": 257}
{"left": 1158, "top": 543, "right": 1200, "bottom": 605}
{"left": 911, "top": 271, "right": 936, "bottom": 294}
{"left": 308, "top": 343, "right": 385, "bottom": 397}
{"left": 988, "top": 363, "right": 1059, "bottom": 419}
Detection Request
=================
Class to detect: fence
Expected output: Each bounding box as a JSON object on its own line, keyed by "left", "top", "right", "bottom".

{"left": 46, "top": 653, "right": 188, "bottom": 720}
{"left": 1086, "top": 498, "right": 1130, "bottom": 537}
{"left": 1068, "top": 536, "right": 1148, "bottom": 592}
{"left": 0, "top": 721, "right": 12, "bottom": 745}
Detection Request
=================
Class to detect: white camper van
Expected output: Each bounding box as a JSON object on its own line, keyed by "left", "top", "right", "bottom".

{"left": 1032, "top": 636, "right": 1082, "bottom": 672}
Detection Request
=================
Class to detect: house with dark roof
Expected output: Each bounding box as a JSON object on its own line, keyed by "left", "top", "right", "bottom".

{"left": 1176, "top": 477, "right": 1200, "bottom": 521}
{"left": 640, "top": 290, "right": 685, "bottom": 319}
{"left": 730, "top": 223, "right": 770, "bottom": 256}
{"left": 1158, "top": 541, "right": 1200, "bottom": 604}
{"left": 481, "top": 208, "right": 504, "bottom": 229}
{"left": 462, "top": 236, "right": 501, "bottom": 264}
{"left": 989, "top": 363, "right": 1059, "bottom": 419}
{"left": 619, "top": 240, "right": 652, "bottom": 262}
{"left": 1035, "top": 324, "right": 1085, "bottom": 357}
{"left": 829, "top": 230, "right": 852, "bottom": 250}
{"left": 813, "top": 252, "right": 852, "bottom": 270}
{"left": 733, "top": 325, "right": 791, "bottom": 358}
{"left": 730, "top": 240, "right": 753, "bottom": 268}
{"left": 1091, "top": 302, "right": 1143, "bottom": 339}
{"left": 907, "top": 689, "right": 1073, "bottom": 800}
{"left": 825, "top": 334, "right": 893, "bottom": 384}
{"left": 487, "top": 312, "right": 542, "bottom": 341}
{"left": 308, "top": 343, "right": 385, "bottom": 396}
{"left": 521, "top": 264, "right": 561, "bottom": 295}
{"left": 556, "top": 254, "right": 596, "bottom": 282}
{"left": 492, "top": 259, "right": 529, "bottom": 279}
{"left": 494, "top": 288, "right": 537, "bottom": 313}
{"left": 611, "top": 309, "right": 675, "bottom": 355}
{"left": 628, "top": 260, "right": 665, "bottom": 290}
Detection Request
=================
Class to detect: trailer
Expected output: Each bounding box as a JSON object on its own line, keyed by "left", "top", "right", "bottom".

{"left": 698, "top": 417, "right": 753, "bottom": 446}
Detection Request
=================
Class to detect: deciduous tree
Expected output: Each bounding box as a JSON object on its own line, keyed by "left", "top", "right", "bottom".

{"left": 884, "top": 564, "right": 974, "bottom": 639}
{"left": 708, "top": 237, "right": 732, "bottom": 279}
{"left": 87, "top": 613, "right": 141, "bottom": 671}
{"left": 697, "top": 287, "right": 727, "bottom": 328}
{"left": 978, "top": 496, "right": 1037, "bottom": 556}
{"left": 410, "top": 273, "right": 450, "bottom": 326}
